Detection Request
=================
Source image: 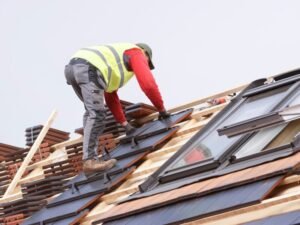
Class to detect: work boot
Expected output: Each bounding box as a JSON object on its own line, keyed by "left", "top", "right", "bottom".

{"left": 83, "top": 158, "right": 117, "bottom": 175}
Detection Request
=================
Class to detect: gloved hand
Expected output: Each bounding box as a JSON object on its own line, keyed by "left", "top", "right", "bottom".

{"left": 125, "top": 123, "right": 136, "bottom": 136}
{"left": 158, "top": 110, "right": 171, "bottom": 120}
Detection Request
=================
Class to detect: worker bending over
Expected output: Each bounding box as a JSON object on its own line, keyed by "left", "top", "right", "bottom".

{"left": 64, "top": 43, "right": 169, "bottom": 175}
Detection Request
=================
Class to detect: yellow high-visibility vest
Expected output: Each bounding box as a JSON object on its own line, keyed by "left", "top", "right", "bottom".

{"left": 72, "top": 43, "right": 139, "bottom": 93}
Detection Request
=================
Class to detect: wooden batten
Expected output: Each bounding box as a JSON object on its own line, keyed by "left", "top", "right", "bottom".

{"left": 135, "top": 84, "right": 245, "bottom": 124}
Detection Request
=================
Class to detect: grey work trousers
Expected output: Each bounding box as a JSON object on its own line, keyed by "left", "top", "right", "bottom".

{"left": 64, "top": 63, "right": 107, "bottom": 160}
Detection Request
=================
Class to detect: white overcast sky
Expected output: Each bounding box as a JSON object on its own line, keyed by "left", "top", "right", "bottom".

{"left": 1, "top": 0, "right": 300, "bottom": 147}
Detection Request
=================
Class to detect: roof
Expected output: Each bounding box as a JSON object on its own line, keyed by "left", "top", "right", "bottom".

{"left": 1, "top": 69, "right": 300, "bottom": 225}
{"left": 94, "top": 153, "right": 300, "bottom": 224}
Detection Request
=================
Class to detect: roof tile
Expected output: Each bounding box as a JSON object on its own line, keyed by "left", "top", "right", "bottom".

{"left": 95, "top": 152, "right": 300, "bottom": 222}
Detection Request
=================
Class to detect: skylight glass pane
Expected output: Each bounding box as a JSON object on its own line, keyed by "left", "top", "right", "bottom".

{"left": 234, "top": 124, "right": 286, "bottom": 158}
{"left": 264, "top": 119, "right": 300, "bottom": 149}
{"left": 169, "top": 85, "right": 290, "bottom": 170}
{"left": 234, "top": 118, "right": 300, "bottom": 158}
{"left": 234, "top": 92, "right": 300, "bottom": 159}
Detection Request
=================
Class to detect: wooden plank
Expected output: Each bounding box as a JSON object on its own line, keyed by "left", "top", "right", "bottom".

{"left": 19, "top": 168, "right": 45, "bottom": 185}
{"left": 50, "top": 136, "right": 83, "bottom": 151}
{"left": 273, "top": 183, "right": 300, "bottom": 197}
{"left": 0, "top": 192, "right": 23, "bottom": 204}
{"left": 146, "top": 142, "right": 185, "bottom": 159}
{"left": 168, "top": 84, "right": 245, "bottom": 113}
{"left": 174, "top": 118, "right": 212, "bottom": 137}
{"left": 81, "top": 203, "right": 116, "bottom": 225}
{"left": 279, "top": 175, "right": 300, "bottom": 186}
{"left": 25, "top": 147, "right": 68, "bottom": 172}
{"left": 164, "top": 131, "right": 197, "bottom": 147}
{"left": 102, "top": 186, "right": 141, "bottom": 204}
{"left": 3, "top": 110, "right": 57, "bottom": 198}
{"left": 191, "top": 103, "right": 227, "bottom": 120}
{"left": 135, "top": 84, "right": 246, "bottom": 124}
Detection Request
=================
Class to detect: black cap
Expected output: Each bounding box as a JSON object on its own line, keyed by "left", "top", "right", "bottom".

{"left": 136, "top": 43, "right": 155, "bottom": 70}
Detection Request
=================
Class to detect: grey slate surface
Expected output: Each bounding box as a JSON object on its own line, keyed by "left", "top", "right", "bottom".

{"left": 48, "top": 210, "right": 88, "bottom": 225}
{"left": 22, "top": 195, "right": 98, "bottom": 225}
{"left": 99, "top": 176, "right": 282, "bottom": 225}
{"left": 47, "top": 169, "right": 132, "bottom": 207}
{"left": 110, "top": 127, "right": 178, "bottom": 160}
{"left": 120, "top": 109, "right": 192, "bottom": 144}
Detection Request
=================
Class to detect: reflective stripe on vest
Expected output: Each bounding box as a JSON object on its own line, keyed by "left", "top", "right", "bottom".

{"left": 71, "top": 43, "right": 137, "bottom": 93}
{"left": 81, "top": 47, "right": 113, "bottom": 87}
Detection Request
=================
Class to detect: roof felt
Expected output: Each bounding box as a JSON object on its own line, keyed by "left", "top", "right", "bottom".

{"left": 92, "top": 152, "right": 300, "bottom": 223}
{"left": 99, "top": 176, "right": 283, "bottom": 225}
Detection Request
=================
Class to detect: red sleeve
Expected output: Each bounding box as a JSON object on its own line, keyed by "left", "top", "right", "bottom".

{"left": 125, "top": 48, "right": 165, "bottom": 112}
{"left": 104, "top": 91, "right": 127, "bottom": 124}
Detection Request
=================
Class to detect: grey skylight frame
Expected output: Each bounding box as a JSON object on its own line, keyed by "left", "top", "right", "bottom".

{"left": 242, "top": 74, "right": 300, "bottom": 98}
{"left": 163, "top": 82, "right": 298, "bottom": 175}
{"left": 139, "top": 73, "right": 300, "bottom": 192}
{"left": 218, "top": 104, "right": 300, "bottom": 138}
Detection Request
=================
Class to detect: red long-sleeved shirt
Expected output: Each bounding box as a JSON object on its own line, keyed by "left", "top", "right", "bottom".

{"left": 104, "top": 48, "right": 165, "bottom": 124}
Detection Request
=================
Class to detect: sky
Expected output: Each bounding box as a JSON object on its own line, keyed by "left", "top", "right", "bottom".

{"left": 1, "top": 0, "right": 300, "bottom": 147}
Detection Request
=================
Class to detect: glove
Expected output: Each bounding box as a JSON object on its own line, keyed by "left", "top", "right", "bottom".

{"left": 158, "top": 110, "right": 171, "bottom": 120}
{"left": 125, "top": 123, "right": 136, "bottom": 136}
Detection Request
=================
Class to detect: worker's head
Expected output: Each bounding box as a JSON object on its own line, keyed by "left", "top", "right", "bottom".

{"left": 136, "top": 43, "right": 155, "bottom": 70}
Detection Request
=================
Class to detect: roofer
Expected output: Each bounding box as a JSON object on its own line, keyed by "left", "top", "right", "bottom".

{"left": 64, "top": 43, "right": 170, "bottom": 175}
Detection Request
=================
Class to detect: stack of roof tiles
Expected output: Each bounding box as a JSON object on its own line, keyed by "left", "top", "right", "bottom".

{"left": 0, "top": 144, "right": 23, "bottom": 162}
{"left": 21, "top": 175, "right": 68, "bottom": 199}
{"left": 0, "top": 196, "right": 47, "bottom": 224}
{"left": 25, "top": 125, "right": 70, "bottom": 146}
{"left": 43, "top": 133, "right": 117, "bottom": 179}
{"left": 0, "top": 143, "right": 53, "bottom": 197}
{"left": 0, "top": 127, "right": 72, "bottom": 224}
{"left": 1, "top": 213, "right": 25, "bottom": 225}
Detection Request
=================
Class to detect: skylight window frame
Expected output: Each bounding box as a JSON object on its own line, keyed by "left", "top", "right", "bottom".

{"left": 242, "top": 74, "right": 300, "bottom": 98}
{"left": 231, "top": 143, "right": 292, "bottom": 164}
{"left": 225, "top": 143, "right": 298, "bottom": 173}
{"left": 218, "top": 104, "right": 300, "bottom": 138}
{"left": 225, "top": 91, "right": 300, "bottom": 161}
{"left": 154, "top": 79, "right": 300, "bottom": 186}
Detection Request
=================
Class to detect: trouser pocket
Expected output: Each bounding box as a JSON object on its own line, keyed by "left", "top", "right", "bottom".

{"left": 64, "top": 64, "right": 74, "bottom": 85}
{"left": 81, "top": 81, "right": 106, "bottom": 115}
{"left": 88, "top": 66, "right": 106, "bottom": 90}
{"left": 90, "top": 83, "right": 106, "bottom": 112}
{"left": 73, "top": 64, "right": 90, "bottom": 84}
